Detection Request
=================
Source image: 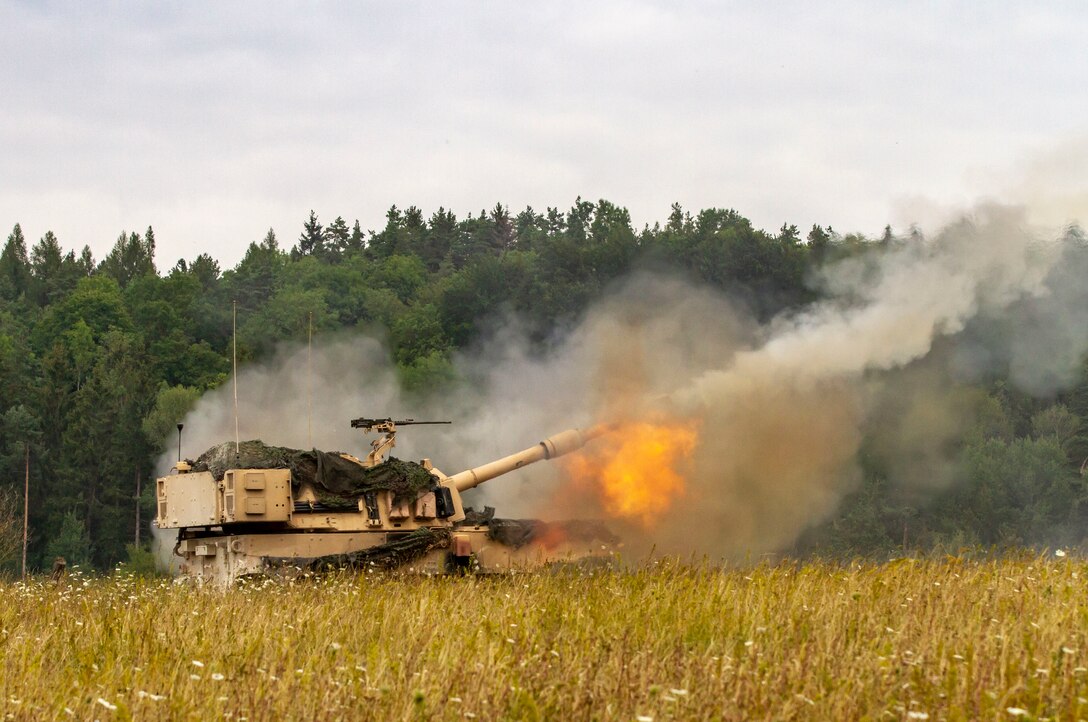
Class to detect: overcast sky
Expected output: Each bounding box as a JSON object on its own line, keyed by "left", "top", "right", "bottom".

{"left": 2, "top": 1, "right": 1086, "bottom": 268}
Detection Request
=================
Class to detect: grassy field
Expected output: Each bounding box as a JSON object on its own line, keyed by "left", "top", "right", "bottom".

{"left": 0, "top": 556, "right": 1085, "bottom": 721}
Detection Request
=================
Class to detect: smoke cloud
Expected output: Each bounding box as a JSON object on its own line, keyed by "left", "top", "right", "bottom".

{"left": 158, "top": 203, "right": 1088, "bottom": 565}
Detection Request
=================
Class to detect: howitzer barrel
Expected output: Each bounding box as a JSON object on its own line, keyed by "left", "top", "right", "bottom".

{"left": 447, "top": 424, "right": 610, "bottom": 492}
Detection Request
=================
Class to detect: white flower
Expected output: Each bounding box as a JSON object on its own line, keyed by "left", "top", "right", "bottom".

{"left": 1055, "top": 549, "right": 1067, "bottom": 557}
{"left": 191, "top": 660, "right": 204, "bottom": 668}
{"left": 907, "top": 713, "right": 929, "bottom": 720}
{"left": 96, "top": 698, "right": 117, "bottom": 711}
{"left": 669, "top": 688, "right": 688, "bottom": 696}
{"left": 1006, "top": 708, "right": 1029, "bottom": 717}
{"left": 211, "top": 673, "right": 225, "bottom": 681}
{"left": 636, "top": 717, "right": 653, "bottom": 722}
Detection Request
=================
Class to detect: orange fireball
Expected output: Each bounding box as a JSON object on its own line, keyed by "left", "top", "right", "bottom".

{"left": 561, "top": 418, "right": 699, "bottom": 528}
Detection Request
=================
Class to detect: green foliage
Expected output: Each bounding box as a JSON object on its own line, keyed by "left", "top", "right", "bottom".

{"left": 44, "top": 510, "right": 90, "bottom": 568}
{"left": 142, "top": 385, "right": 201, "bottom": 451}
{"left": 398, "top": 350, "right": 457, "bottom": 395}
{"left": 0, "top": 487, "right": 21, "bottom": 571}
{"left": 121, "top": 543, "right": 160, "bottom": 577}
{"left": 0, "top": 224, "right": 30, "bottom": 301}
{"left": 98, "top": 229, "right": 156, "bottom": 287}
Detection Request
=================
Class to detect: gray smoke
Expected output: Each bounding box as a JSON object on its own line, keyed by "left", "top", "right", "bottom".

{"left": 155, "top": 203, "right": 1088, "bottom": 566}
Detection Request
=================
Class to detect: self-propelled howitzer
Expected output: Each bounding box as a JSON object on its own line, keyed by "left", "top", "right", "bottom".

{"left": 155, "top": 420, "right": 615, "bottom": 584}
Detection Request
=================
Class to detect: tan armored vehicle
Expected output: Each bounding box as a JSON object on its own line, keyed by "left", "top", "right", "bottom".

{"left": 155, "top": 418, "right": 616, "bottom": 584}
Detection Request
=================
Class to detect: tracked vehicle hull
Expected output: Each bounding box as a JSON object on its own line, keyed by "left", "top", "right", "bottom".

{"left": 173, "top": 524, "right": 616, "bottom": 585}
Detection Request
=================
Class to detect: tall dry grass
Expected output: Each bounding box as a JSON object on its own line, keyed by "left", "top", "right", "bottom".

{"left": 0, "top": 556, "right": 1085, "bottom": 720}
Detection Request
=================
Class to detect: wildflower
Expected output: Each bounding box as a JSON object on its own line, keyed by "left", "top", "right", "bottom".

{"left": 637, "top": 717, "right": 654, "bottom": 722}
{"left": 190, "top": 674, "right": 202, "bottom": 680}
{"left": 1062, "top": 647, "right": 1076, "bottom": 655}
{"left": 96, "top": 698, "right": 117, "bottom": 711}
{"left": 669, "top": 688, "right": 688, "bottom": 696}
{"left": 1055, "top": 549, "right": 1067, "bottom": 557}
{"left": 212, "top": 673, "right": 225, "bottom": 681}
{"left": 907, "top": 713, "right": 929, "bottom": 720}
{"left": 1006, "top": 709, "right": 1028, "bottom": 717}
{"left": 192, "top": 660, "right": 205, "bottom": 668}
{"left": 329, "top": 642, "right": 342, "bottom": 651}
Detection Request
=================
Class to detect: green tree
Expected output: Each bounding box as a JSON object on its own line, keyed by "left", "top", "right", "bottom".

{"left": 142, "top": 385, "right": 201, "bottom": 454}
{"left": 44, "top": 511, "right": 90, "bottom": 568}
{"left": 29, "top": 231, "right": 68, "bottom": 305}
{"left": 1031, "top": 404, "right": 1081, "bottom": 456}
{"left": 0, "top": 224, "right": 30, "bottom": 301}
{"left": 99, "top": 230, "right": 156, "bottom": 287}
{"left": 296, "top": 210, "right": 325, "bottom": 257}
{"left": 227, "top": 229, "right": 284, "bottom": 314}
{"left": 325, "top": 216, "right": 350, "bottom": 258}
{"left": 188, "top": 253, "right": 221, "bottom": 291}
{"left": 0, "top": 487, "right": 21, "bottom": 572}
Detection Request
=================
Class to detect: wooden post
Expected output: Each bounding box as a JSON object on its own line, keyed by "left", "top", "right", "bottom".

{"left": 22, "top": 443, "right": 28, "bottom": 579}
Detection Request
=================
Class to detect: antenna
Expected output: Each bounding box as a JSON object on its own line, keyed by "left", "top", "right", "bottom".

{"left": 233, "top": 300, "right": 240, "bottom": 456}
{"left": 177, "top": 423, "right": 184, "bottom": 462}
{"left": 307, "top": 311, "right": 313, "bottom": 449}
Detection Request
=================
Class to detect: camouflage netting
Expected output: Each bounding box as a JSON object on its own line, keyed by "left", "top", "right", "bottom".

{"left": 302, "top": 527, "right": 453, "bottom": 572}
{"left": 460, "top": 506, "right": 619, "bottom": 549}
{"left": 192, "top": 440, "right": 436, "bottom": 507}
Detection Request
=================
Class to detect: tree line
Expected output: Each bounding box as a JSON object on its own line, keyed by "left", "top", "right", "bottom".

{"left": 0, "top": 200, "right": 1086, "bottom": 571}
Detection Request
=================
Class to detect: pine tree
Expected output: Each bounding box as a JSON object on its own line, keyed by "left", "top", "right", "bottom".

{"left": 0, "top": 224, "right": 30, "bottom": 300}
{"left": 77, "top": 246, "right": 95, "bottom": 276}
{"left": 99, "top": 231, "right": 156, "bottom": 287}
{"left": 297, "top": 211, "right": 324, "bottom": 256}
{"left": 348, "top": 220, "right": 366, "bottom": 254}
{"left": 326, "top": 216, "right": 350, "bottom": 257}
{"left": 30, "top": 231, "right": 64, "bottom": 305}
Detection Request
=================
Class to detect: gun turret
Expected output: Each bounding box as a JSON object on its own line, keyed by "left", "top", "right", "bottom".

{"left": 445, "top": 424, "right": 611, "bottom": 491}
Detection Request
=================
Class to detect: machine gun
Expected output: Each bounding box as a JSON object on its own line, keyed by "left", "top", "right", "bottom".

{"left": 350, "top": 417, "right": 452, "bottom": 432}
{"left": 350, "top": 417, "right": 452, "bottom": 466}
